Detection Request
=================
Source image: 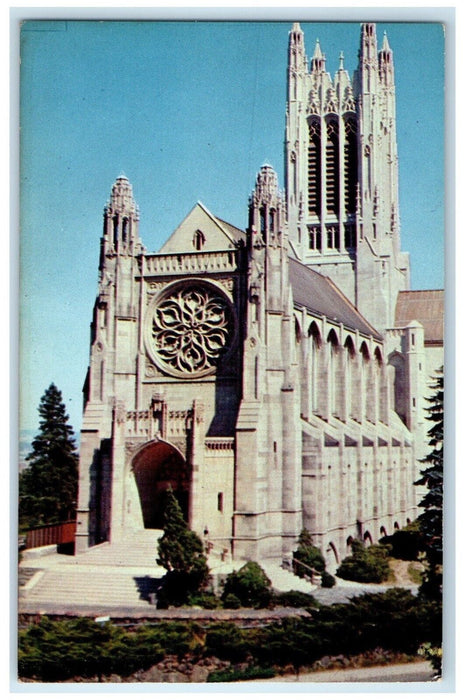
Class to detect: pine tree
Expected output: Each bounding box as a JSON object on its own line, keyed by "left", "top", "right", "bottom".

{"left": 156, "top": 487, "right": 210, "bottom": 606}
{"left": 19, "top": 384, "right": 79, "bottom": 529}
{"left": 415, "top": 367, "right": 444, "bottom": 600}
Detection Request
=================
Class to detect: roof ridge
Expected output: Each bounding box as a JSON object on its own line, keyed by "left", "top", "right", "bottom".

{"left": 196, "top": 201, "right": 236, "bottom": 245}
{"left": 398, "top": 289, "right": 444, "bottom": 294}
{"left": 215, "top": 215, "right": 245, "bottom": 235}
{"left": 324, "top": 275, "right": 381, "bottom": 337}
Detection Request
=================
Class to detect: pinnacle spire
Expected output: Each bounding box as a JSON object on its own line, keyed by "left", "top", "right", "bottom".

{"left": 382, "top": 31, "right": 391, "bottom": 51}
{"left": 313, "top": 38, "right": 323, "bottom": 59}
{"left": 339, "top": 51, "right": 345, "bottom": 70}
{"left": 310, "top": 38, "right": 326, "bottom": 72}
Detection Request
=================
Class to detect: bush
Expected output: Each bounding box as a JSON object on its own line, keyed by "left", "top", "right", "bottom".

{"left": 156, "top": 488, "right": 210, "bottom": 606}
{"left": 336, "top": 540, "right": 390, "bottom": 583}
{"left": 272, "top": 590, "right": 319, "bottom": 609}
{"left": 207, "top": 665, "right": 276, "bottom": 682}
{"left": 222, "top": 593, "right": 241, "bottom": 609}
{"left": 380, "top": 522, "right": 423, "bottom": 561}
{"left": 221, "top": 562, "right": 272, "bottom": 609}
{"left": 186, "top": 591, "right": 222, "bottom": 609}
{"left": 18, "top": 591, "right": 442, "bottom": 681}
{"left": 320, "top": 571, "right": 336, "bottom": 588}
{"left": 204, "top": 623, "right": 252, "bottom": 661}
{"left": 293, "top": 529, "right": 326, "bottom": 578}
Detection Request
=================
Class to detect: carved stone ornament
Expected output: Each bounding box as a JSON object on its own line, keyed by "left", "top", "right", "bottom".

{"left": 125, "top": 440, "right": 143, "bottom": 456}
{"left": 145, "top": 362, "right": 157, "bottom": 378}
{"left": 145, "top": 280, "right": 236, "bottom": 378}
{"left": 218, "top": 278, "right": 234, "bottom": 293}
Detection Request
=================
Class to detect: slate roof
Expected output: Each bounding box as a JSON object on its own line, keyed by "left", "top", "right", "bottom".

{"left": 289, "top": 257, "right": 382, "bottom": 340}
{"left": 395, "top": 290, "right": 444, "bottom": 344}
{"left": 215, "top": 216, "right": 247, "bottom": 244}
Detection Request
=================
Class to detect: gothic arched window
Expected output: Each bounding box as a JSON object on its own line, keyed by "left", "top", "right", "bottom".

{"left": 344, "top": 336, "right": 356, "bottom": 419}
{"left": 344, "top": 117, "right": 358, "bottom": 215}
{"left": 326, "top": 119, "right": 339, "bottom": 215}
{"left": 193, "top": 229, "right": 206, "bottom": 251}
{"left": 309, "top": 322, "right": 321, "bottom": 414}
{"left": 308, "top": 120, "right": 321, "bottom": 216}
{"left": 327, "top": 329, "right": 339, "bottom": 416}
{"left": 360, "top": 342, "right": 370, "bottom": 421}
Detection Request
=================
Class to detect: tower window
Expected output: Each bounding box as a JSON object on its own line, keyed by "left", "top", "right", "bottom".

{"left": 193, "top": 229, "right": 206, "bottom": 251}
{"left": 122, "top": 217, "right": 129, "bottom": 243}
{"left": 344, "top": 118, "right": 358, "bottom": 214}
{"left": 309, "top": 225, "right": 321, "bottom": 251}
{"left": 217, "top": 492, "right": 224, "bottom": 513}
{"left": 344, "top": 223, "right": 356, "bottom": 248}
{"left": 308, "top": 121, "right": 321, "bottom": 215}
{"left": 260, "top": 208, "right": 266, "bottom": 235}
{"left": 269, "top": 209, "right": 275, "bottom": 232}
{"left": 326, "top": 120, "right": 339, "bottom": 215}
{"left": 112, "top": 215, "right": 119, "bottom": 245}
{"left": 326, "top": 225, "right": 339, "bottom": 250}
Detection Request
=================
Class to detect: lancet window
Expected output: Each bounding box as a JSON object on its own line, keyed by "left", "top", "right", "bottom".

{"left": 326, "top": 119, "right": 339, "bottom": 215}
{"left": 308, "top": 120, "right": 321, "bottom": 216}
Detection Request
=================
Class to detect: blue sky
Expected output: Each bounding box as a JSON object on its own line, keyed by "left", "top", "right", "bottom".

{"left": 19, "top": 20, "right": 445, "bottom": 436}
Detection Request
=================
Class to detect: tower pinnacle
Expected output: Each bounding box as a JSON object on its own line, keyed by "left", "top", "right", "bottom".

{"left": 310, "top": 39, "right": 326, "bottom": 72}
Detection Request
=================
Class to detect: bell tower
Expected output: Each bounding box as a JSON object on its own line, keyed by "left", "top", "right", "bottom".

{"left": 285, "top": 22, "right": 410, "bottom": 332}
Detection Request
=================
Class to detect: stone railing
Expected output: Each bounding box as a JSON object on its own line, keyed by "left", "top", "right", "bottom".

{"left": 143, "top": 250, "right": 239, "bottom": 276}
{"left": 205, "top": 438, "right": 235, "bottom": 451}
{"left": 125, "top": 408, "right": 192, "bottom": 441}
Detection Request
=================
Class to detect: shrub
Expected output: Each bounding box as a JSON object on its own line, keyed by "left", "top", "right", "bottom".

{"left": 186, "top": 591, "right": 222, "bottom": 609}
{"left": 221, "top": 562, "right": 272, "bottom": 609}
{"left": 221, "top": 593, "right": 241, "bottom": 609}
{"left": 336, "top": 540, "right": 390, "bottom": 583}
{"left": 207, "top": 665, "right": 276, "bottom": 682}
{"left": 320, "top": 571, "right": 336, "bottom": 588}
{"left": 272, "top": 590, "right": 319, "bottom": 609}
{"left": 380, "top": 521, "right": 423, "bottom": 561}
{"left": 293, "top": 529, "right": 326, "bottom": 578}
{"left": 204, "top": 623, "right": 251, "bottom": 661}
{"left": 156, "top": 488, "right": 210, "bottom": 606}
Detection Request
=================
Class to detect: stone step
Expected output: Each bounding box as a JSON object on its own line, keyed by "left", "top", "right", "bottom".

{"left": 23, "top": 569, "right": 160, "bottom": 607}
{"left": 259, "top": 561, "right": 318, "bottom": 594}
{"left": 74, "top": 530, "right": 164, "bottom": 567}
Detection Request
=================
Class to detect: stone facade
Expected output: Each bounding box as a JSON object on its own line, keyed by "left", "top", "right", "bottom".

{"left": 75, "top": 23, "right": 443, "bottom": 567}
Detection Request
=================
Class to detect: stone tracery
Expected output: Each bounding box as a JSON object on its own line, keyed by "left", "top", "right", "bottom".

{"left": 149, "top": 284, "right": 234, "bottom": 376}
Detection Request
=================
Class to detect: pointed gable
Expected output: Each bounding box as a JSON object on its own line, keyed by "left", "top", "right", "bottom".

{"left": 158, "top": 202, "right": 245, "bottom": 254}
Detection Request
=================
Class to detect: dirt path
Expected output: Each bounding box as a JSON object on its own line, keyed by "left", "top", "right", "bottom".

{"left": 389, "top": 559, "right": 423, "bottom": 586}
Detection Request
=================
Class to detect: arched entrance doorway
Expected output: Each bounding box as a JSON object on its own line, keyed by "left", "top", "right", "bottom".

{"left": 131, "top": 441, "right": 190, "bottom": 529}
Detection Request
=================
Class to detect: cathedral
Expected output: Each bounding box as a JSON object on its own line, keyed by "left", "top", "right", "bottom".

{"left": 75, "top": 23, "right": 443, "bottom": 567}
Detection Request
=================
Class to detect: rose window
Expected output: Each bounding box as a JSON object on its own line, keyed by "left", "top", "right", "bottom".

{"left": 148, "top": 283, "right": 234, "bottom": 377}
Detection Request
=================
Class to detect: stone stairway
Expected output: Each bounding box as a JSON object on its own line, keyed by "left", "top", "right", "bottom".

{"left": 20, "top": 530, "right": 167, "bottom": 609}
{"left": 259, "top": 560, "right": 318, "bottom": 594}
{"left": 259, "top": 559, "right": 317, "bottom": 593}
{"left": 19, "top": 530, "right": 319, "bottom": 611}
{"left": 72, "top": 529, "right": 164, "bottom": 568}
{"left": 21, "top": 567, "right": 161, "bottom": 608}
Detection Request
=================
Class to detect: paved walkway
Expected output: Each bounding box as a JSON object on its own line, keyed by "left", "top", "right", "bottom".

{"left": 18, "top": 533, "right": 419, "bottom": 616}
{"left": 235, "top": 660, "right": 436, "bottom": 684}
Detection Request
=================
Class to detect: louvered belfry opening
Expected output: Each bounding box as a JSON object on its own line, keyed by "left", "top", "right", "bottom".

{"left": 344, "top": 117, "right": 358, "bottom": 215}
{"left": 325, "top": 118, "right": 339, "bottom": 215}
{"left": 308, "top": 120, "right": 321, "bottom": 216}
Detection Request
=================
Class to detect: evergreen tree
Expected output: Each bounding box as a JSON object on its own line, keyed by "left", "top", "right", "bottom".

{"left": 19, "top": 384, "right": 79, "bottom": 529}
{"left": 156, "top": 487, "right": 210, "bottom": 606}
{"left": 293, "top": 528, "right": 326, "bottom": 577}
{"left": 415, "top": 367, "right": 444, "bottom": 600}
